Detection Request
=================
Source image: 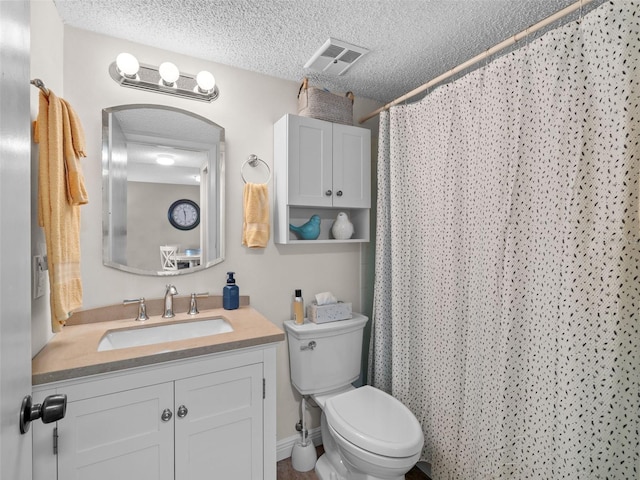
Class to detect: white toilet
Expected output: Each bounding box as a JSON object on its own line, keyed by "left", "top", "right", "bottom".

{"left": 285, "top": 314, "right": 424, "bottom": 480}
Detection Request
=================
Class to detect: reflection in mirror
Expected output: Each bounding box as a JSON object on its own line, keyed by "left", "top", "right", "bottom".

{"left": 102, "top": 105, "right": 225, "bottom": 276}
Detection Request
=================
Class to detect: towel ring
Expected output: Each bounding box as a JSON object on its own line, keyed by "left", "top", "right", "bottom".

{"left": 241, "top": 154, "right": 271, "bottom": 184}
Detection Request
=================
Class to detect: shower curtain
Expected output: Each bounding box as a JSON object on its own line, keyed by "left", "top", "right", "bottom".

{"left": 369, "top": 1, "right": 639, "bottom": 479}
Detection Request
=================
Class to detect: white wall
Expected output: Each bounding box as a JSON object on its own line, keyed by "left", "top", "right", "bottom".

{"left": 30, "top": 1, "right": 382, "bottom": 443}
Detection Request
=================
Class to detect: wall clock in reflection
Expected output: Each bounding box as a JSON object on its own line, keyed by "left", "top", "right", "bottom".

{"left": 168, "top": 199, "right": 200, "bottom": 230}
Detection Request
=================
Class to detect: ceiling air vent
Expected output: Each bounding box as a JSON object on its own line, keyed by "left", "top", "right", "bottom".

{"left": 304, "top": 38, "right": 369, "bottom": 76}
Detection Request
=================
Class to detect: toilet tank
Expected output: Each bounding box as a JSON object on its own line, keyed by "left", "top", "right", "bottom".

{"left": 284, "top": 314, "right": 368, "bottom": 395}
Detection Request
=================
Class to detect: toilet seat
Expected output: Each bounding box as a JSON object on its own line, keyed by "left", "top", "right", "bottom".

{"left": 324, "top": 386, "right": 423, "bottom": 458}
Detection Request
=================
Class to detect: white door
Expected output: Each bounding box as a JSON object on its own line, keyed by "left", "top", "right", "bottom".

{"left": 0, "top": 1, "right": 34, "bottom": 479}
{"left": 174, "top": 364, "right": 264, "bottom": 480}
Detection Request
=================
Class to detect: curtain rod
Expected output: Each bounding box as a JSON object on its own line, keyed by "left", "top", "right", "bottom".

{"left": 358, "top": 0, "right": 594, "bottom": 124}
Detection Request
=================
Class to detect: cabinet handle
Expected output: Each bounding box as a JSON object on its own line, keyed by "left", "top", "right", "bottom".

{"left": 336, "top": 190, "right": 343, "bottom": 197}
{"left": 177, "top": 405, "right": 188, "bottom": 418}
{"left": 325, "top": 190, "right": 332, "bottom": 196}
{"left": 161, "top": 408, "right": 173, "bottom": 422}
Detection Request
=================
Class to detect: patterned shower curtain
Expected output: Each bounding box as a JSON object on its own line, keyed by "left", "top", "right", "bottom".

{"left": 370, "top": 1, "right": 639, "bottom": 479}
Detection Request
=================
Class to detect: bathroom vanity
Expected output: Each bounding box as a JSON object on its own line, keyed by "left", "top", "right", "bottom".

{"left": 31, "top": 304, "right": 283, "bottom": 480}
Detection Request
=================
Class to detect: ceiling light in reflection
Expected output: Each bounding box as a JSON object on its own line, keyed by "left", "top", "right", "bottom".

{"left": 156, "top": 154, "right": 175, "bottom": 166}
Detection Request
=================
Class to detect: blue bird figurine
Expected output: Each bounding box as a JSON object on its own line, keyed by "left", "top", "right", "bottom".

{"left": 289, "top": 214, "right": 321, "bottom": 240}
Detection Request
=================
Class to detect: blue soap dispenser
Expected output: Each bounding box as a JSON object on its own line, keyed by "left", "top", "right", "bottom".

{"left": 223, "top": 272, "right": 239, "bottom": 310}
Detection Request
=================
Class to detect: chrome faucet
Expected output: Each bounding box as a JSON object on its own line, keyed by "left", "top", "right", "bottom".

{"left": 162, "top": 284, "right": 178, "bottom": 318}
{"left": 188, "top": 292, "right": 210, "bottom": 315}
{"left": 123, "top": 297, "right": 149, "bottom": 321}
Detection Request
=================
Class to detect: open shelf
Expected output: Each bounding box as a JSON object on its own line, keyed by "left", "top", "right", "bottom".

{"left": 274, "top": 206, "right": 369, "bottom": 244}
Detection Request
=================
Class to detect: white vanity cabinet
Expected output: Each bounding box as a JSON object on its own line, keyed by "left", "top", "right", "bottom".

{"left": 32, "top": 346, "right": 276, "bottom": 480}
{"left": 174, "top": 363, "right": 264, "bottom": 479}
{"left": 274, "top": 114, "right": 371, "bottom": 243}
{"left": 56, "top": 382, "right": 175, "bottom": 480}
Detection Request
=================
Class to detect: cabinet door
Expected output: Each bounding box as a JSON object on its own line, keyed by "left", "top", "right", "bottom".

{"left": 332, "top": 123, "right": 371, "bottom": 208}
{"left": 287, "top": 115, "right": 333, "bottom": 207}
{"left": 174, "top": 363, "right": 263, "bottom": 480}
{"left": 57, "top": 383, "right": 174, "bottom": 480}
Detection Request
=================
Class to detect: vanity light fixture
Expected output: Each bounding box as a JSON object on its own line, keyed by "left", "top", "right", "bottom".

{"left": 115, "top": 52, "right": 140, "bottom": 79}
{"left": 109, "top": 52, "right": 219, "bottom": 102}
{"left": 158, "top": 62, "right": 180, "bottom": 87}
{"left": 195, "top": 71, "right": 216, "bottom": 94}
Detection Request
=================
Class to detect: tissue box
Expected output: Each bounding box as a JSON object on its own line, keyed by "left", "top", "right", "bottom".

{"left": 307, "top": 301, "right": 352, "bottom": 324}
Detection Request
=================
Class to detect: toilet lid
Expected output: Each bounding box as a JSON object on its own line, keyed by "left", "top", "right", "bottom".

{"left": 324, "top": 386, "right": 423, "bottom": 458}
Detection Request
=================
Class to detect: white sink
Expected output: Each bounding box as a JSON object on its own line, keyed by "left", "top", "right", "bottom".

{"left": 98, "top": 317, "right": 233, "bottom": 352}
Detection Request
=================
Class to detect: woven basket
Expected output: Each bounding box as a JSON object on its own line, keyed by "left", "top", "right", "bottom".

{"left": 297, "top": 78, "right": 354, "bottom": 125}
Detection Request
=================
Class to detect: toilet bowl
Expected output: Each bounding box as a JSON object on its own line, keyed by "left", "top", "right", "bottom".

{"left": 321, "top": 386, "right": 423, "bottom": 479}
{"left": 284, "top": 315, "right": 424, "bottom": 480}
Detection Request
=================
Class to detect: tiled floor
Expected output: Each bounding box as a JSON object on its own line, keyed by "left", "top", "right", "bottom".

{"left": 276, "top": 445, "right": 430, "bottom": 479}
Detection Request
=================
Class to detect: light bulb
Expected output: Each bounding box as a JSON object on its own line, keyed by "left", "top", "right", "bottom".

{"left": 195, "top": 71, "right": 216, "bottom": 94}
{"left": 156, "top": 154, "right": 175, "bottom": 166}
{"left": 115, "top": 52, "right": 139, "bottom": 78}
{"left": 159, "top": 62, "right": 180, "bottom": 86}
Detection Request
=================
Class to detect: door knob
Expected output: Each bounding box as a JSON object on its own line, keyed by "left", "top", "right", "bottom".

{"left": 19, "top": 394, "right": 67, "bottom": 434}
{"left": 336, "top": 190, "right": 343, "bottom": 197}
{"left": 325, "top": 190, "right": 332, "bottom": 196}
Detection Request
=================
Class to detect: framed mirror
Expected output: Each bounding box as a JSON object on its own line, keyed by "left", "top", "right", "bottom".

{"left": 102, "top": 104, "right": 225, "bottom": 276}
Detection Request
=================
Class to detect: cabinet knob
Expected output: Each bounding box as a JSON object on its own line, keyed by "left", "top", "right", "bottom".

{"left": 161, "top": 408, "right": 173, "bottom": 422}
{"left": 325, "top": 190, "right": 332, "bottom": 196}
{"left": 336, "top": 190, "right": 343, "bottom": 197}
{"left": 177, "top": 405, "right": 188, "bottom": 418}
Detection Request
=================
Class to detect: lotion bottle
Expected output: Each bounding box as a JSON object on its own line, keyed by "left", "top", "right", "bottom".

{"left": 293, "top": 289, "right": 304, "bottom": 325}
{"left": 223, "top": 272, "right": 239, "bottom": 310}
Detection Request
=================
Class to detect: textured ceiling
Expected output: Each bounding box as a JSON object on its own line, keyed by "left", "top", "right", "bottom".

{"left": 53, "top": 0, "right": 578, "bottom": 104}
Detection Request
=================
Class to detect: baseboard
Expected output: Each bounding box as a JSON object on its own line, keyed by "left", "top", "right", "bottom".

{"left": 276, "top": 427, "right": 322, "bottom": 462}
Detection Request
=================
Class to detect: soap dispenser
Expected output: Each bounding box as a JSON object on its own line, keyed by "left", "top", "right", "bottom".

{"left": 223, "top": 272, "right": 239, "bottom": 310}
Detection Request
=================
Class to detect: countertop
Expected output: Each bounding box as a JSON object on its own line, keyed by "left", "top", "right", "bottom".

{"left": 32, "top": 306, "right": 284, "bottom": 385}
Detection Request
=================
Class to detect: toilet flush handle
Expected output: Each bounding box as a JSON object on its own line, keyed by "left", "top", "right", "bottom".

{"left": 300, "top": 341, "right": 316, "bottom": 351}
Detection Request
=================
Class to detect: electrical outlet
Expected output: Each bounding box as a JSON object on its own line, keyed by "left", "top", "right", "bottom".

{"left": 33, "top": 255, "right": 47, "bottom": 299}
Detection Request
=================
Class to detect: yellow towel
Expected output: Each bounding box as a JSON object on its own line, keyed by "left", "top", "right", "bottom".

{"left": 34, "top": 90, "right": 88, "bottom": 333}
{"left": 242, "top": 182, "right": 270, "bottom": 248}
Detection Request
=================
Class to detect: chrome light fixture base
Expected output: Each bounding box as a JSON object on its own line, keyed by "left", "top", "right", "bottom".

{"left": 108, "top": 62, "right": 219, "bottom": 103}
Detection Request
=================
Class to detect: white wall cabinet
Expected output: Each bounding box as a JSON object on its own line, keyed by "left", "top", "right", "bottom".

{"left": 32, "top": 347, "right": 276, "bottom": 480}
{"left": 274, "top": 114, "right": 371, "bottom": 244}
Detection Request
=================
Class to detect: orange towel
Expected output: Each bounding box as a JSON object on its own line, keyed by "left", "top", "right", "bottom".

{"left": 242, "top": 182, "right": 270, "bottom": 248}
{"left": 34, "top": 90, "right": 88, "bottom": 332}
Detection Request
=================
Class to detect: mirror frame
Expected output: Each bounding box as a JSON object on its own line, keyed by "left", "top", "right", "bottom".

{"left": 101, "top": 104, "right": 225, "bottom": 276}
